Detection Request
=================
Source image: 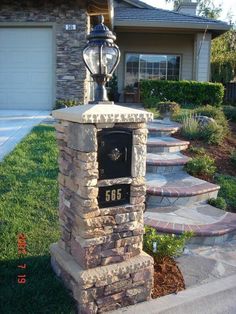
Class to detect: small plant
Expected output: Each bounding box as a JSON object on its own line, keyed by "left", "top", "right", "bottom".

{"left": 230, "top": 149, "right": 236, "bottom": 166}
{"left": 157, "top": 101, "right": 180, "bottom": 118}
{"left": 180, "top": 114, "right": 200, "bottom": 140}
{"left": 54, "top": 99, "right": 79, "bottom": 109}
{"left": 208, "top": 197, "right": 227, "bottom": 210}
{"left": 147, "top": 108, "right": 160, "bottom": 119}
{"left": 143, "top": 226, "right": 193, "bottom": 261}
{"left": 216, "top": 175, "right": 236, "bottom": 211}
{"left": 125, "top": 84, "right": 134, "bottom": 92}
{"left": 188, "top": 146, "right": 206, "bottom": 155}
{"left": 185, "top": 154, "right": 217, "bottom": 178}
{"left": 202, "top": 122, "right": 225, "bottom": 145}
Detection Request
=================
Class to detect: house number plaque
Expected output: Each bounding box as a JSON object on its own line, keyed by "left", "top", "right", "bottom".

{"left": 98, "top": 184, "right": 130, "bottom": 208}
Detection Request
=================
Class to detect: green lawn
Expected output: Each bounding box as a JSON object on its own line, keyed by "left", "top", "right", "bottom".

{"left": 0, "top": 125, "right": 75, "bottom": 314}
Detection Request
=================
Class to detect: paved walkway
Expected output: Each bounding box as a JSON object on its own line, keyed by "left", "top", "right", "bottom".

{"left": 0, "top": 110, "right": 51, "bottom": 162}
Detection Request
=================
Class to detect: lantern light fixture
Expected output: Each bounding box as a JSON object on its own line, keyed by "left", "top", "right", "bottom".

{"left": 83, "top": 15, "right": 120, "bottom": 104}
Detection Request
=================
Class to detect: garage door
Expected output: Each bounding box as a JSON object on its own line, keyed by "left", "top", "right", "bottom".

{"left": 0, "top": 28, "right": 53, "bottom": 110}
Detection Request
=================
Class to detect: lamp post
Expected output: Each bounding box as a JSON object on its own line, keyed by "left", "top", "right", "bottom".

{"left": 83, "top": 15, "right": 120, "bottom": 104}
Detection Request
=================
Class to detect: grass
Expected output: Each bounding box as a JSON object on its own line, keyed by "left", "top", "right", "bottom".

{"left": 0, "top": 125, "right": 75, "bottom": 314}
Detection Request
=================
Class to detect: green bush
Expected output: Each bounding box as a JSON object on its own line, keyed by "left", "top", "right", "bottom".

{"left": 143, "top": 95, "right": 159, "bottom": 108}
{"left": 223, "top": 106, "right": 236, "bottom": 122}
{"left": 143, "top": 226, "right": 193, "bottom": 261}
{"left": 208, "top": 197, "right": 227, "bottom": 210}
{"left": 202, "top": 122, "right": 225, "bottom": 145}
{"left": 215, "top": 175, "right": 236, "bottom": 211}
{"left": 230, "top": 149, "right": 236, "bottom": 166}
{"left": 185, "top": 155, "right": 217, "bottom": 178}
{"left": 140, "top": 80, "right": 224, "bottom": 107}
{"left": 180, "top": 114, "right": 200, "bottom": 140}
{"left": 194, "top": 105, "right": 229, "bottom": 132}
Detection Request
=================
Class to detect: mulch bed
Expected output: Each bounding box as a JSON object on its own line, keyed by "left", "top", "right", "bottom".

{"left": 152, "top": 256, "right": 185, "bottom": 299}
{"left": 174, "top": 121, "right": 236, "bottom": 177}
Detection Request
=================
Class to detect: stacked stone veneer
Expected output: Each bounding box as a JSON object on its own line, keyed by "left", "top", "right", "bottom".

{"left": 0, "top": 0, "right": 89, "bottom": 103}
{"left": 50, "top": 104, "right": 154, "bottom": 313}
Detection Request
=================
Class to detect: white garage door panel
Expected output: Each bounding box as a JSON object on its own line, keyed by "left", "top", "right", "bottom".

{"left": 0, "top": 28, "right": 53, "bottom": 110}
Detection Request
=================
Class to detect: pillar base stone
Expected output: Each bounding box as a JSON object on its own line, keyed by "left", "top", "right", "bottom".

{"left": 50, "top": 243, "right": 154, "bottom": 313}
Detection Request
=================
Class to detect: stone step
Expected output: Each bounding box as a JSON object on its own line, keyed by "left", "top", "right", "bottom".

{"left": 144, "top": 203, "right": 236, "bottom": 245}
{"left": 147, "top": 137, "right": 189, "bottom": 153}
{"left": 146, "top": 172, "right": 220, "bottom": 207}
{"left": 146, "top": 152, "right": 191, "bottom": 174}
{"left": 148, "top": 119, "right": 181, "bottom": 137}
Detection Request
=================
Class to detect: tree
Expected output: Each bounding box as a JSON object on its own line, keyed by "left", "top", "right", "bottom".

{"left": 211, "top": 26, "right": 236, "bottom": 83}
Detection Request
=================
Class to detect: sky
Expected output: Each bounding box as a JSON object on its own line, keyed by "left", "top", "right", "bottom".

{"left": 142, "top": 0, "right": 236, "bottom": 22}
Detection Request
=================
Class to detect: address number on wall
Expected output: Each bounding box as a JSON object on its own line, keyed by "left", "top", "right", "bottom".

{"left": 98, "top": 184, "right": 130, "bottom": 208}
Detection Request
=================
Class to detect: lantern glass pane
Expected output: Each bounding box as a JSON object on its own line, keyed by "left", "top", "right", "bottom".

{"left": 83, "top": 45, "right": 100, "bottom": 74}
{"left": 101, "top": 46, "right": 118, "bottom": 74}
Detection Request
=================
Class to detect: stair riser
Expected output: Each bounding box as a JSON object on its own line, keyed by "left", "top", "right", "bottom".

{"left": 146, "top": 164, "right": 185, "bottom": 174}
{"left": 147, "top": 144, "right": 189, "bottom": 154}
{"left": 148, "top": 130, "right": 176, "bottom": 137}
{"left": 147, "top": 190, "right": 219, "bottom": 207}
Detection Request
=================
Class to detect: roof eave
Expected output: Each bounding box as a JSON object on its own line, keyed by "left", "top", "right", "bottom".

{"left": 114, "top": 19, "right": 230, "bottom": 33}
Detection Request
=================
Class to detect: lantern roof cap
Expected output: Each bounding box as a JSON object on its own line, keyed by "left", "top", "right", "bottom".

{"left": 87, "top": 15, "right": 116, "bottom": 41}
{"left": 52, "top": 103, "right": 153, "bottom": 124}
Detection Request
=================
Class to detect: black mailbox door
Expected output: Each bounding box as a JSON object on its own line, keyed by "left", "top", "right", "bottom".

{"left": 98, "top": 128, "right": 132, "bottom": 180}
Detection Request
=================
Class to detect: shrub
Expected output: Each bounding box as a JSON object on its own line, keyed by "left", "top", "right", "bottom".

{"left": 54, "top": 99, "right": 79, "bottom": 109}
{"left": 143, "top": 95, "right": 159, "bottom": 108}
{"left": 208, "top": 197, "right": 227, "bottom": 210}
{"left": 180, "top": 114, "right": 200, "bottom": 140}
{"left": 194, "top": 105, "right": 228, "bottom": 132}
{"left": 201, "top": 122, "right": 225, "bottom": 145}
{"left": 230, "top": 149, "right": 236, "bottom": 166}
{"left": 140, "top": 80, "right": 224, "bottom": 107}
{"left": 223, "top": 106, "right": 236, "bottom": 122}
{"left": 185, "top": 155, "right": 217, "bottom": 178}
{"left": 143, "top": 226, "right": 193, "bottom": 261}
{"left": 215, "top": 175, "right": 236, "bottom": 211}
{"left": 157, "top": 101, "right": 180, "bottom": 117}
{"left": 188, "top": 146, "right": 206, "bottom": 155}
{"left": 147, "top": 108, "right": 160, "bottom": 119}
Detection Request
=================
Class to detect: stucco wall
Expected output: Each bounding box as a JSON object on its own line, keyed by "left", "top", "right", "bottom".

{"left": 0, "top": 0, "right": 90, "bottom": 106}
{"left": 116, "top": 32, "right": 194, "bottom": 94}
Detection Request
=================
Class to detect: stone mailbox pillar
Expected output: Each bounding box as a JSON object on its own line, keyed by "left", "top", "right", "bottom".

{"left": 50, "top": 104, "right": 154, "bottom": 313}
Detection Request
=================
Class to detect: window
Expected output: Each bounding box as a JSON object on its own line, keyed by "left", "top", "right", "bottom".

{"left": 125, "top": 53, "right": 181, "bottom": 86}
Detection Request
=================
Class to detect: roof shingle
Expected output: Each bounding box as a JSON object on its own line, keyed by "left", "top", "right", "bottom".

{"left": 114, "top": 7, "right": 229, "bottom": 28}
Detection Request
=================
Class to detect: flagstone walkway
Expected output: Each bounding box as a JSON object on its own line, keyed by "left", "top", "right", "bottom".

{"left": 144, "top": 119, "right": 236, "bottom": 244}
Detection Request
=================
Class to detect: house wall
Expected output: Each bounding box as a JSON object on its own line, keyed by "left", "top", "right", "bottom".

{"left": 0, "top": 0, "right": 90, "bottom": 107}
{"left": 116, "top": 32, "right": 194, "bottom": 95}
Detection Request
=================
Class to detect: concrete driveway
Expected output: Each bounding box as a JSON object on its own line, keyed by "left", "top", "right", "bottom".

{"left": 0, "top": 110, "right": 51, "bottom": 162}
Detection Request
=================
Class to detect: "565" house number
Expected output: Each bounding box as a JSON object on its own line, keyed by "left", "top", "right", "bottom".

{"left": 98, "top": 184, "right": 130, "bottom": 208}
